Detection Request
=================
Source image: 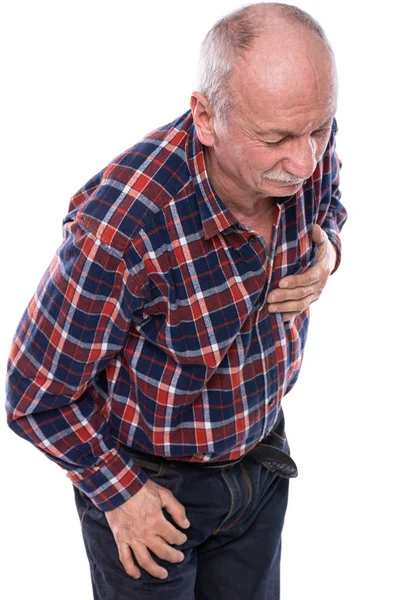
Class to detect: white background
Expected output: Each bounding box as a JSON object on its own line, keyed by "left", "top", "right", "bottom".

{"left": 1, "top": 1, "right": 399, "bottom": 598}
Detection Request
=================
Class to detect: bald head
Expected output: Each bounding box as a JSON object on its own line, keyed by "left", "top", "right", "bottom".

{"left": 197, "top": 2, "right": 336, "bottom": 124}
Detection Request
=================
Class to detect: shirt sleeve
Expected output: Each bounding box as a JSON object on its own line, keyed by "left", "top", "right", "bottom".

{"left": 316, "top": 119, "right": 348, "bottom": 274}
{"left": 6, "top": 218, "right": 149, "bottom": 511}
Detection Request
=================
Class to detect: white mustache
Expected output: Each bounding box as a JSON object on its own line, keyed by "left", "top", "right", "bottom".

{"left": 262, "top": 172, "right": 304, "bottom": 184}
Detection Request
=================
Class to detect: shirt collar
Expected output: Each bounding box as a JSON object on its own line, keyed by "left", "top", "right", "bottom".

{"left": 185, "top": 113, "right": 238, "bottom": 240}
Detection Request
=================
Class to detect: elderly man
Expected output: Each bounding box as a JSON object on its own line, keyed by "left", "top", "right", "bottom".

{"left": 6, "top": 3, "right": 347, "bottom": 599}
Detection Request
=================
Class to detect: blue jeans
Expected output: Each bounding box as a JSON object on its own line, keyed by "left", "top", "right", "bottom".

{"left": 73, "top": 411, "right": 291, "bottom": 600}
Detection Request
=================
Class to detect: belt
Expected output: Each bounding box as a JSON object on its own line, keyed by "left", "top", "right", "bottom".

{"left": 203, "top": 442, "right": 298, "bottom": 479}
{"left": 120, "top": 436, "right": 298, "bottom": 480}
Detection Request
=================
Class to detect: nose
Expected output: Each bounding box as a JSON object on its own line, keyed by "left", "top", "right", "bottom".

{"left": 282, "top": 135, "right": 318, "bottom": 180}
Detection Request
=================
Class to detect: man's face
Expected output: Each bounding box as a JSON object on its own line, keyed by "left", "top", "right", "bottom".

{"left": 208, "top": 34, "right": 337, "bottom": 201}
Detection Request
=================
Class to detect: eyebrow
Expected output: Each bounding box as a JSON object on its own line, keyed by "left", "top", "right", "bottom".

{"left": 255, "top": 117, "right": 334, "bottom": 138}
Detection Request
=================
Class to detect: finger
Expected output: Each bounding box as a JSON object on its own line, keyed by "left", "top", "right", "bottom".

{"left": 267, "top": 285, "right": 312, "bottom": 304}
{"left": 158, "top": 487, "right": 190, "bottom": 530}
{"left": 131, "top": 542, "right": 169, "bottom": 580}
{"left": 150, "top": 538, "right": 185, "bottom": 564}
{"left": 118, "top": 542, "right": 142, "bottom": 579}
{"left": 159, "top": 517, "right": 188, "bottom": 546}
{"left": 278, "top": 266, "right": 321, "bottom": 290}
{"left": 282, "top": 312, "right": 302, "bottom": 322}
{"left": 268, "top": 295, "right": 316, "bottom": 314}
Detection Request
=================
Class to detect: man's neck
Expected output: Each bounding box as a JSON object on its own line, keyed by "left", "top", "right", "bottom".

{"left": 204, "top": 147, "right": 275, "bottom": 220}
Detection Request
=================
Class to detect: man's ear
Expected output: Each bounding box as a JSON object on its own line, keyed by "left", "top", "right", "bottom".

{"left": 190, "top": 92, "right": 216, "bottom": 147}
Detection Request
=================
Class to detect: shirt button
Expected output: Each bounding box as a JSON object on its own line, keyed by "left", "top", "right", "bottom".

{"left": 248, "top": 235, "right": 257, "bottom": 245}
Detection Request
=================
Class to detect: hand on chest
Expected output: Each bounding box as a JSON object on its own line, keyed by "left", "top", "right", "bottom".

{"left": 137, "top": 195, "right": 317, "bottom": 366}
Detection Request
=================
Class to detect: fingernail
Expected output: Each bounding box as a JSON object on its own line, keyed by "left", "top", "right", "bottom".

{"left": 161, "top": 571, "right": 168, "bottom": 579}
{"left": 183, "top": 518, "right": 190, "bottom": 527}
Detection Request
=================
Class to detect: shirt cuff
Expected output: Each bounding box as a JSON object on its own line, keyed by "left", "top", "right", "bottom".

{"left": 67, "top": 448, "right": 148, "bottom": 511}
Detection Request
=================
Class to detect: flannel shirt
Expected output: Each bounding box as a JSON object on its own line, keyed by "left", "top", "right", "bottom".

{"left": 6, "top": 110, "right": 347, "bottom": 510}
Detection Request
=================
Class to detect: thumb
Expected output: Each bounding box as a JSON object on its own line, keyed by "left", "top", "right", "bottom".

{"left": 311, "top": 223, "right": 328, "bottom": 245}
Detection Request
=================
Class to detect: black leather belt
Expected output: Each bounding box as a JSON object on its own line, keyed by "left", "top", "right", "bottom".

{"left": 120, "top": 429, "right": 298, "bottom": 479}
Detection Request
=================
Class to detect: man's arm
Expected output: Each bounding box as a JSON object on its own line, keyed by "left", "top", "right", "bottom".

{"left": 6, "top": 218, "right": 148, "bottom": 511}
{"left": 6, "top": 215, "right": 191, "bottom": 579}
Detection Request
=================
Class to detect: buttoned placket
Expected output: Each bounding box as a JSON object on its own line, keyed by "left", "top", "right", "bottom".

{"left": 235, "top": 204, "right": 284, "bottom": 314}
{"left": 220, "top": 208, "right": 284, "bottom": 315}
{"left": 259, "top": 202, "right": 286, "bottom": 432}
{"left": 236, "top": 203, "right": 284, "bottom": 432}
{"left": 256, "top": 202, "right": 284, "bottom": 313}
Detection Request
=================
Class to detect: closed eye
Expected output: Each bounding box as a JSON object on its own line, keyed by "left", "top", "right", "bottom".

{"left": 312, "top": 127, "right": 332, "bottom": 137}
{"left": 264, "top": 126, "right": 332, "bottom": 146}
{"left": 264, "top": 138, "right": 287, "bottom": 147}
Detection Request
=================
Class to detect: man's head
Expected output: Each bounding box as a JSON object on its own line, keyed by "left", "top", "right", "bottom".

{"left": 191, "top": 3, "right": 338, "bottom": 201}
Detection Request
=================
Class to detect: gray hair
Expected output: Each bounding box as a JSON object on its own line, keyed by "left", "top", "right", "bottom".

{"left": 197, "top": 2, "right": 333, "bottom": 124}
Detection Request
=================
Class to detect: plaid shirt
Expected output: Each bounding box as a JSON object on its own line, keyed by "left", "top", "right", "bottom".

{"left": 6, "top": 110, "right": 347, "bottom": 510}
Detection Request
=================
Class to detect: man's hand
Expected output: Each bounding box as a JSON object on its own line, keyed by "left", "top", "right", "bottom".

{"left": 104, "top": 479, "right": 190, "bottom": 580}
{"left": 267, "top": 224, "right": 337, "bottom": 321}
